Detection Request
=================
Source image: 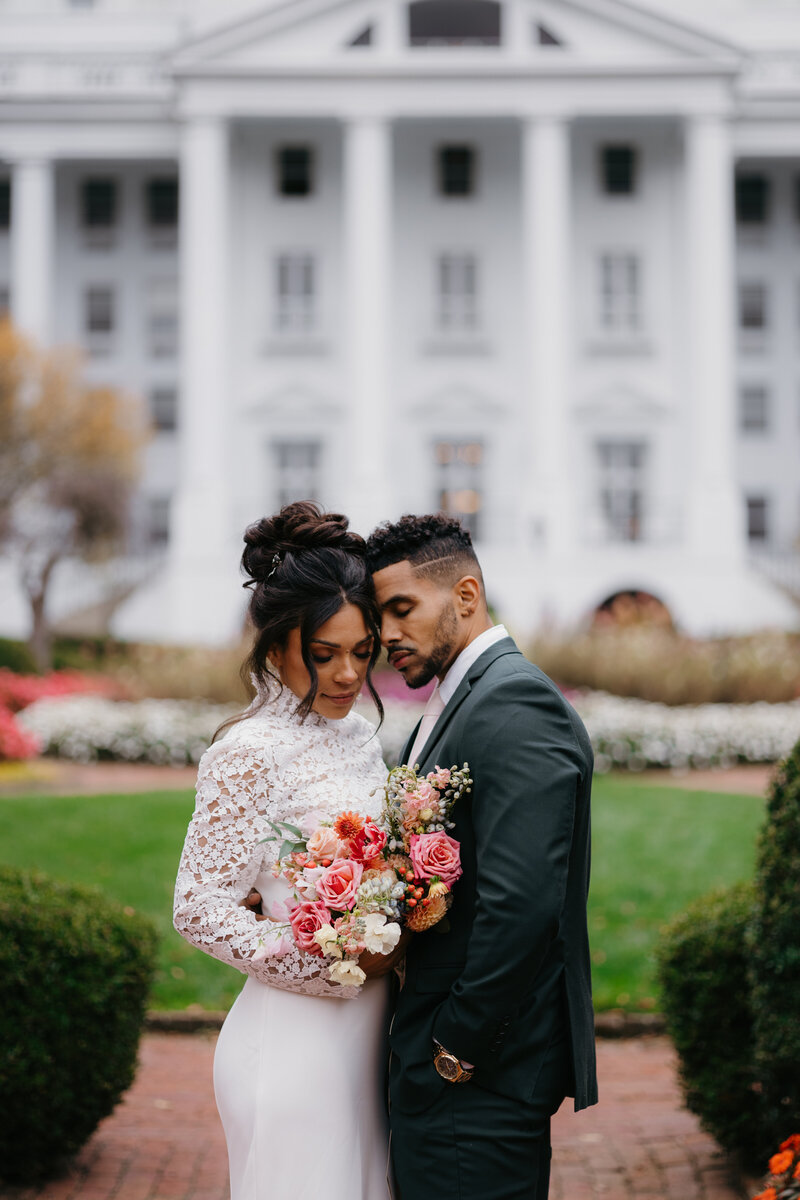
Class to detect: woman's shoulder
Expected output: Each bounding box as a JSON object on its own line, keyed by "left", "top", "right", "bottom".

{"left": 197, "top": 709, "right": 294, "bottom": 774}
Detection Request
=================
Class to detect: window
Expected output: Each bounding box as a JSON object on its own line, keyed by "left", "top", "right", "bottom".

{"left": 435, "top": 440, "right": 484, "bottom": 539}
{"left": 0, "top": 179, "right": 9, "bottom": 230}
{"left": 438, "top": 146, "right": 476, "bottom": 197}
{"left": 409, "top": 0, "right": 501, "bottom": 45}
{"left": 736, "top": 175, "right": 770, "bottom": 225}
{"left": 146, "top": 279, "right": 179, "bottom": 358}
{"left": 436, "top": 253, "right": 478, "bottom": 331}
{"left": 147, "top": 495, "right": 171, "bottom": 548}
{"left": 601, "top": 146, "right": 636, "bottom": 196}
{"left": 596, "top": 440, "right": 647, "bottom": 543}
{"left": 599, "top": 253, "right": 640, "bottom": 333}
{"left": 81, "top": 178, "right": 117, "bottom": 230}
{"left": 274, "top": 253, "right": 316, "bottom": 333}
{"left": 273, "top": 441, "right": 322, "bottom": 508}
{"left": 740, "top": 385, "right": 769, "bottom": 434}
{"left": 277, "top": 147, "right": 313, "bottom": 197}
{"left": 146, "top": 178, "right": 178, "bottom": 228}
{"left": 85, "top": 286, "right": 114, "bottom": 335}
{"left": 0, "top": 285, "right": 9, "bottom": 317}
{"left": 739, "top": 283, "right": 767, "bottom": 331}
{"left": 150, "top": 386, "right": 177, "bottom": 432}
{"left": 747, "top": 496, "right": 769, "bottom": 542}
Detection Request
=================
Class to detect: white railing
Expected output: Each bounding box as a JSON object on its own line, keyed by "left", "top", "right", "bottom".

{"left": 750, "top": 547, "right": 800, "bottom": 604}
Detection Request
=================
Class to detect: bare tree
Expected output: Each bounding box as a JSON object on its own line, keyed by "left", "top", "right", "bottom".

{"left": 0, "top": 320, "right": 149, "bottom": 671}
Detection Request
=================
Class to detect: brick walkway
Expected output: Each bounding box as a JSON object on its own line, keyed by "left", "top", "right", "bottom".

{"left": 0, "top": 1035, "right": 746, "bottom": 1200}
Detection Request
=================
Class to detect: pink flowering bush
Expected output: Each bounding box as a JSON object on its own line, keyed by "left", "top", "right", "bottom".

{"left": 0, "top": 707, "right": 40, "bottom": 761}
{"left": 0, "top": 668, "right": 118, "bottom": 714}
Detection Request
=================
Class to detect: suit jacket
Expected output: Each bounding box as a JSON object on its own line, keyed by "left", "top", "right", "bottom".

{"left": 389, "top": 636, "right": 597, "bottom": 1114}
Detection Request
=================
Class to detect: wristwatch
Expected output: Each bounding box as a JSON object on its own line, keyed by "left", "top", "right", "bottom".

{"left": 433, "top": 1040, "right": 474, "bottom": 1083}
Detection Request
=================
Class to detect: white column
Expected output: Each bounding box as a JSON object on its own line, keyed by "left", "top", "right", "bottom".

{"left": 521, "top": 116, "right": 572, "bottom": 556}
{"left": 171, "top": 117, "right": 232, "bottom": 573}
{"left": 684, "top": 115, "right": 744, "bottom": 559}
{"left": 10, "top": 158, "right": 54, "bottom": 345}
{"left": 342, "top": 116, "right": 392, "bottom": 531}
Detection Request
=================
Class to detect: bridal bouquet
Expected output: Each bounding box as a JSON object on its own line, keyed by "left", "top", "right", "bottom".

{"left": 255, "top": 762, "right": 472, "bottom": 986}
{"left": 752, "top": 1135, "right": 800, "bottom": 1200}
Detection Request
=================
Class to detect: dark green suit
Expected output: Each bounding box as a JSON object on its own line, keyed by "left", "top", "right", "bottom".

{"left": 389, "top": 636, "right": 597, "bottom": 1200}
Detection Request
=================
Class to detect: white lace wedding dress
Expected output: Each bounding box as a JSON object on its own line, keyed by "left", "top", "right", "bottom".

{"left": 173, "top": 685, "right": 391, "bottom": 1200}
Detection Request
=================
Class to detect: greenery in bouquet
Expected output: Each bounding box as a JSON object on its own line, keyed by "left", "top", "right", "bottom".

{"left": 257, "top": 762, "right": 472, "bottom": 985}
{"left": 752, "top": 1135, "right": 800, "bottom": 1200}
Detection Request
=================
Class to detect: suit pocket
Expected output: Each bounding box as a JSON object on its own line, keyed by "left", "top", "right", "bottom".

{"left": 414, "top": 964, "right": 464, "bottom": 994}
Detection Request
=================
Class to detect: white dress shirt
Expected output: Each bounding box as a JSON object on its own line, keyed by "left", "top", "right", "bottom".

{"left": 438, "top": 623, "right": 510, "bottom": 707}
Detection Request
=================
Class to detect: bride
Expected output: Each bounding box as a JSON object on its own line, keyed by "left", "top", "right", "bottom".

{"left": 173, "top": 502, "right": 401, "bottom": 1200}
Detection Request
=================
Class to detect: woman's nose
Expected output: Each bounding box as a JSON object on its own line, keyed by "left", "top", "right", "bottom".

{"left": 335, "top": 657, "right": 360, "bottom": 684}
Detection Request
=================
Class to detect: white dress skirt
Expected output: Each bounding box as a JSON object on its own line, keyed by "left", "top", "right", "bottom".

{"left": 214, "top": 973, "right": 391, "bottom": 1200}
{"left": 173, "top": 688, "right": 394, "bottom": 1200}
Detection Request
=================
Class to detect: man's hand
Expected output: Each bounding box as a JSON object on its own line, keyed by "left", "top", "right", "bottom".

{"left": 359, "top": 927, "right": 413, "bottom": 979}
{"left": 239, "top": 888, "right": 267, "bottom": 922}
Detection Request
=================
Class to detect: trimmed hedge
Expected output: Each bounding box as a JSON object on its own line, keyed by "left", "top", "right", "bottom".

{"left": 657, "top": 737, "right": 800, "bottom": 1172}
{"left": 656, "top": 883, "right": 762, "bottom": 1165}
{"left": 0, "top": 867, "right": 158, "bottom": 1184}
{"left": 749, "top": 740, "right": 800, "bottom": 1147}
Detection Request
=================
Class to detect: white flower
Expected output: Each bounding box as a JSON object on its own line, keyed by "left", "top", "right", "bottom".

{"left": 329, "top": 958, "right": 367, "bottom": 987}
{"left": 313, "top": 923, "right": 343, "bottom": 959}
{"left": 361, "top": 913, "right": 402, "bottom": 955}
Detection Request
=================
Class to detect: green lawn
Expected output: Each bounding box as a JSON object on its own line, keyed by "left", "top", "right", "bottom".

{"left": 0, "top": 776, "right": 765, "bottom": 1013}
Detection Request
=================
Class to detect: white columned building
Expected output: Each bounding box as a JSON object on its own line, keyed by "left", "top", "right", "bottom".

{"left": 342, "top": 114, "right": 392, "bottom": 532}
{"left": 0, "top": 0, "right": 799, "bottom": 644}
{"left": 522, "top": 115, "right": 572, "bottom": 560}
{"left": 10, "top": 157, "right": 54, "bottom": 345}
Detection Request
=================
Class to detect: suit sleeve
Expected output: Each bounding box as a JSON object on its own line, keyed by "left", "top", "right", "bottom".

{"left": 432, "top": 672, "right": 589, "bottom": 1068}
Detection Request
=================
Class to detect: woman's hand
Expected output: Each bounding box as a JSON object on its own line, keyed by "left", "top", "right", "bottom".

{"left": 239, "top": 888, "right": 268, "bottom": 921}
{"left": 359, "top": 927, "right": 413, "bottom": 979}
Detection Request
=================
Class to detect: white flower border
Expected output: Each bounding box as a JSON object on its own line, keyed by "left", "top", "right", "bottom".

{"left": 16, "top": 691, "right": 800, "bottom": 773}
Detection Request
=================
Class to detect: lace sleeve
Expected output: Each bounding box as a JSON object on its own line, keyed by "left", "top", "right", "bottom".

{"left": 173, "top": 735, "right": 360, "bottom": 1000}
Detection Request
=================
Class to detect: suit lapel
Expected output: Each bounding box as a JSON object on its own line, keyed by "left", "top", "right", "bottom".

{"left": 408, "top": 637, "right": 521, "bottom": 769}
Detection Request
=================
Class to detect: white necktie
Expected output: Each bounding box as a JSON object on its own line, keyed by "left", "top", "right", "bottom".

{"left": 407, "top": 685, "right": 446, "bottom": 768}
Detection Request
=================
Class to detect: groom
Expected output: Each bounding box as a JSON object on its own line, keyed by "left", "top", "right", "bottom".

{"left": 365, "top": 514, "right": 597, "bottom": 1200}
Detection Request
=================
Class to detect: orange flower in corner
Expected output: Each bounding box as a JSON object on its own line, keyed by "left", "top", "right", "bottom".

{"left": 794, "top": 1162, "right": 800, "bottom": 1181}
{"left": 781, "top": 1134, "right": 800, "bottom": 1153}
{"left": 752, "top": 1188, "right": 777, "bottom": 1200}
{"left": 768, "top": 1150, "right": 794, "bottom": 1176}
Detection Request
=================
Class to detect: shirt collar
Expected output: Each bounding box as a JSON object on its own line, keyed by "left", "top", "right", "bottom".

{"left": 438, "top": 624, "right": 509, "bottom": 707}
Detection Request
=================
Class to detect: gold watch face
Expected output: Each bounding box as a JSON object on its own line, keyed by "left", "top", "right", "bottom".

{"left": 435, "top": 1052, "right": 462, "bottom": 1081}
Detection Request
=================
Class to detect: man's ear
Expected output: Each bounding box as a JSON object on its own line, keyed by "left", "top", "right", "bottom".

{"left": 453, "top": 575, "right": 481, "bottom": 617}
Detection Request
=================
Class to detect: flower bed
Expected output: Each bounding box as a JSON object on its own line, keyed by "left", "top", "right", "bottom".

{"left": 17, "top": 689, "right": 800, "bottom": 773}
{"left": 0, "top": 669, "right": 122, "bottom": 763}
{"left": 575, "top": 692, "right": 800, "bottom": 773}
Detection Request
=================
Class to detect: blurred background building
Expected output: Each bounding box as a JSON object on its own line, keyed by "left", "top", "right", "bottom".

{"left": 0, "top": 0, "right": 799, "bottom": 642}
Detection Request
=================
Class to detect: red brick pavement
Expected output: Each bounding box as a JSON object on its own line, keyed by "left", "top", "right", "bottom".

{"left": 0, "top": 1034, "right": 746, "bottom": 1200}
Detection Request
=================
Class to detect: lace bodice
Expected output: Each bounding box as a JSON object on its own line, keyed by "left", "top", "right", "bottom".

{"left": 173, "top": 685, "right": 388, "bottom": 1000}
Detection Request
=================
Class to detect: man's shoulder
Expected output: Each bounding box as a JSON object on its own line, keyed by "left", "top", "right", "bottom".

{"left": 468, "top": 649, "right": 592, "bottom": 756}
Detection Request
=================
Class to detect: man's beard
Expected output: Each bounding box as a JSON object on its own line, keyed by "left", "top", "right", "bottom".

{"left": 406, "top": 602, "right": 459, "bottom": 689}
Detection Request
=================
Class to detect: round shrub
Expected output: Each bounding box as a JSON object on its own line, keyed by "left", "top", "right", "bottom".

{"left": 656, "top": 881, "right": 763, "bottom": 1168}
{"left": 749, "top": 740, "right": 800, "bottom": 1149}
{"left": 0, "top": 866, "right": 158, "bottom": 1184}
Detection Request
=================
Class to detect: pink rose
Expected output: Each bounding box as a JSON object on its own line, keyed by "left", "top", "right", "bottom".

{"left": 315, "top": 859, "right": 364, "bottom": 912}
{"left": 409, "top": 832, "right": 462, "bottom": 887}
{"left": 289, "top": 900, "right": 332, "bottom": 956}
{"left": 350, "top": 819, "right": 388, "bottom": 865}
{"left": 306, "top": 826, "right": 340, "bottom": 861}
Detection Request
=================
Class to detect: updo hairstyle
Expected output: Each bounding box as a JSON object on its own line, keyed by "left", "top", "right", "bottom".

{"left": 238, "top": 500, "right": 383, "bottom": 722}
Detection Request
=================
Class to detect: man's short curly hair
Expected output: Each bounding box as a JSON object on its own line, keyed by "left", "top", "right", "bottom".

{"left": 365, "top": 513, "right": 483, "bottom": 589}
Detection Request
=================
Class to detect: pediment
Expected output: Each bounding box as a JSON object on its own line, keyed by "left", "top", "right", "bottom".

{"left": 409, "top": 383, "right": 506, "bottom": 423}
{"left": 246, "top": 384, "right": 341, "bottom": 423}
{"left": 574, "top": 382, "right": 669, "bottom": 422}
{"left": 172, "top": 0, "right": 740, "bottom": 76}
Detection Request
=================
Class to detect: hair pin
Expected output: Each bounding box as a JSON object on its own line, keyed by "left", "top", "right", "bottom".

{"left": 267, "top": 551, "right": 282, "bottom": 580}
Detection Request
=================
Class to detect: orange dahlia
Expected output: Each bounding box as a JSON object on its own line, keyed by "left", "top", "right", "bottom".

{"left": 769, "top": 1151, "right": 794, "bottom": 1176}
{"left": 334, "top": 810, "right": 365, "bottom": 841}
